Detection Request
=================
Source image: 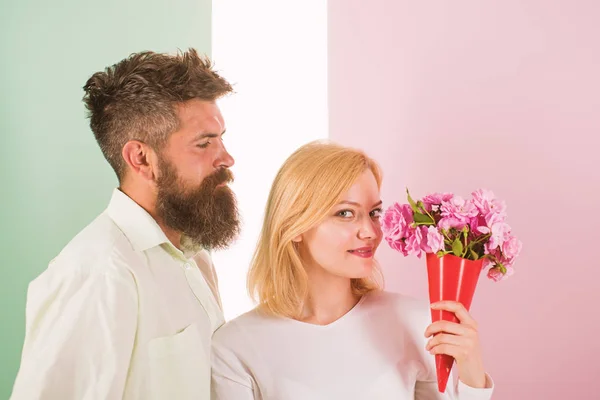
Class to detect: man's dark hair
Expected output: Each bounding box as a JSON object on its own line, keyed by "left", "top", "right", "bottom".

{"left": 83, "top": 48, "right": 233, "bottom": 180}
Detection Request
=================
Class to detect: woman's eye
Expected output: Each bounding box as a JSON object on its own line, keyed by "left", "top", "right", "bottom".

{"left": 370, "top": 208, "right": 383, "bottom": 219}
{"left": 336, "top": 210, "right": 354, "bottom": 218}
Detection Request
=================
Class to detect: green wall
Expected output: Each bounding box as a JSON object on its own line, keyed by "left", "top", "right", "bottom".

{"left": 0, "top": 1, "right": 212, "bottom": 397}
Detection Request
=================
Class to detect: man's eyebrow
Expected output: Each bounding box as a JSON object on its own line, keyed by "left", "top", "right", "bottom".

{"left": 193, "top": 129, "right": 226, "bottom": 141}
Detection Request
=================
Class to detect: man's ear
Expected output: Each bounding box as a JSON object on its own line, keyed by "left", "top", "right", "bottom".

{"left": 122, "top": 140, "right": 157, "bottom": 181}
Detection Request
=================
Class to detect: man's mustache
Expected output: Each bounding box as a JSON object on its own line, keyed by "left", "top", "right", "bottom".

{"left": 203, "top": 168, "right": 234, "bottom": 189}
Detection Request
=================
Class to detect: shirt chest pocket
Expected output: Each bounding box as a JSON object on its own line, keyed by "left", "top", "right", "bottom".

{"left": 148, "top": 323, "right": 208, "bottom": 400}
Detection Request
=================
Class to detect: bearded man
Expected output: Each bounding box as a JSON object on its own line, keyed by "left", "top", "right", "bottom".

{"left": 11, "top": 49, "right": 239, "bottom": 400}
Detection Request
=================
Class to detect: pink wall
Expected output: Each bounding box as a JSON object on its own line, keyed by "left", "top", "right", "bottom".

{"left": 329, "top": 1, "right": 600, "bottom": 399}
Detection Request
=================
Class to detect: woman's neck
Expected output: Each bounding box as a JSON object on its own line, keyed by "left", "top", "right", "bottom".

{"left": 299, "top": 267, "right": 361, "bottom": 325}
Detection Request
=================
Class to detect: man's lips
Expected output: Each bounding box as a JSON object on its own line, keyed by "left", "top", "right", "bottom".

{"left": 215, "top": 179, "right": 233, "bottom": 189}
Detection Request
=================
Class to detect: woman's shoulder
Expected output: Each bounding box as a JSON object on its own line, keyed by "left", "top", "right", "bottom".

{"left": 212, "top": 306, "right": 278, "bottom": 348}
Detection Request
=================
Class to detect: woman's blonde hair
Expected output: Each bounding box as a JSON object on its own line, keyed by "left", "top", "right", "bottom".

{"left": 247, "top": 140, "right": 384, "bottom": 318}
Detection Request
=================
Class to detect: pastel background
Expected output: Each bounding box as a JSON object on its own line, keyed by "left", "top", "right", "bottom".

{"left": 2, "top": 1, "right": 599, "bottom": 399}
{"left": 328, "top": 1, "right": 600, "bottom": 399}
{"left": 0, "top": 0, "right": 212, "bottom": 397}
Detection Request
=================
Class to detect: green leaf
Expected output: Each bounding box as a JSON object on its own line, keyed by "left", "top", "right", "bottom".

{"left": 452, "top": 237, "right": 464, "bottom": 257}
{"left": 413, "top": 212, "right": 433, "bottom": 224}
{"left": 469, "top": 248, "right": 479, "bottom": 260}
{"left": 406, "top": 188, "right": 420, "bottom": 213}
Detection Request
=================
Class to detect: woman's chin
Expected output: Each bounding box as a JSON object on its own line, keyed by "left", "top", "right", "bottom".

{"left": 349, "top": 262, "right": 375, "bottom": 278}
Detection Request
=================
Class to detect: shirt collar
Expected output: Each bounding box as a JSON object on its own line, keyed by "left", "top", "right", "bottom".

{"left": 106, "top": 188, "right": 172, "bottom": 253}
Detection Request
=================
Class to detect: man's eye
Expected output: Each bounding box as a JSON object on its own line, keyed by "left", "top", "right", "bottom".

{"left": 197, "top": 141, "right": 211, "bottom": 149}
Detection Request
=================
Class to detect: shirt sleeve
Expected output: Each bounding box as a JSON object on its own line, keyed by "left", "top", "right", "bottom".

{"left": 211, "top": 332, "right": 257, "bottom": 400}
{"left": 10, "top": 264, "right": 138, "bottom": 400}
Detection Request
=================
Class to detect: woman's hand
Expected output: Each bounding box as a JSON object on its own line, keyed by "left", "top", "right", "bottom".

{"left": 424, "top": 300, "right": 487, "bottom": 389}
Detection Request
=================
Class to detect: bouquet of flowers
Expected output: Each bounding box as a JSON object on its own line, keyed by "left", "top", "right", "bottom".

{"left": 382, "top": 188, "right": 521, "bottom": 392}
{"left": 382, "top": 189, "right": 522, "bottom": 282}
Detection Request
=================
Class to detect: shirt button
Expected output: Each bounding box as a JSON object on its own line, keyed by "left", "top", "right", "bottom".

{"left": 184, "top": 263, "right": 192, "bottom": 270}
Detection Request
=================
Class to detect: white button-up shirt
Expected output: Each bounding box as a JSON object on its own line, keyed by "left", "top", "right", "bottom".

{"left": 11, "top": 189, "right": 224, "bottom": 400}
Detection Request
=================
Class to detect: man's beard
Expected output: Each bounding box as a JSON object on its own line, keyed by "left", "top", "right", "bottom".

{"left": 155, "top": 157, "right": 240, "bottom": 252}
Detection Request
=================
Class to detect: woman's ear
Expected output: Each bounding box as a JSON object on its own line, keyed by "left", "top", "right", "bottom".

{"left": 292, "top": 235, "right": 303, "bottom": 243}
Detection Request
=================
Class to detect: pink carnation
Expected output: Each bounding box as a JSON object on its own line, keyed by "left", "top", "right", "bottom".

{"left": 439, "top": 216, "right": 467, "bottom": 230}
{"left": 422, "top": 192, "right": 454, "bottom": 211}
{"left": 421, "top": 226, "right": 444, "bottom": 253}
{"left": 439, "top": 196, "right": 478, "bottom": 230}
{"left": 382, "top": 203, "right": 415, "bottom": 256}
{"left": 472, "top": 189, "right": 507, "bottom": 220}
{"left": 385, "top": 236, "right": 410, "bottom": 256}
{"left": 486, "top": 263, "right": 514, "bottom": 282}
{"left": 487, "top": 267, "right": 504, "bottom": 282}
{"left": 405, "top": 225, "right": 424, "bottom": 258}
{"left": 382, "top": 203, "right": 414, "bottom": 241}
{"left": 501, "top": 236, "right": 522, "bottom": 260}
{"left": 480, "top": 213, "right": 512, "bottom": 250}
{"left": 483, "top": 243, "right": 517, "bottom": 282}
{"left": 469, "top": 216, "right": 488, "bottom": 236}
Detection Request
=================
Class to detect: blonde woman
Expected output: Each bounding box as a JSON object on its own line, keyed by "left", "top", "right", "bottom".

{"left": 211, "top": 141, "right": 494, "bottom": 400}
